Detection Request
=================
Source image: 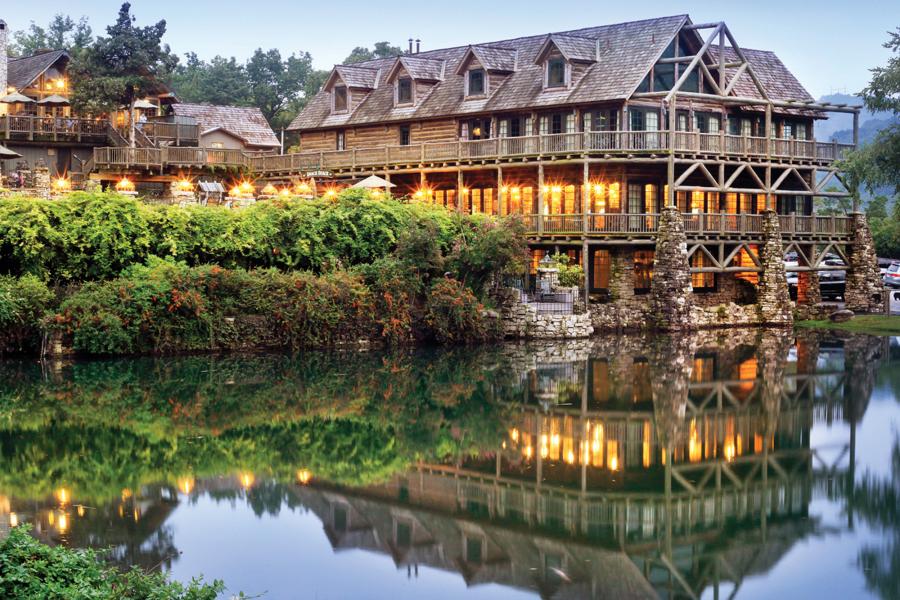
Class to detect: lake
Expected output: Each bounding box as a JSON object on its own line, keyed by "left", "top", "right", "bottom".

{"left": 1, "top": 328, "right": 898, "bottom": 599}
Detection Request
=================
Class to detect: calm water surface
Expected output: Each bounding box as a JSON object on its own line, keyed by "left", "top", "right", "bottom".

{"left": 1, "top": 329, "right": 898, "bottom": 599}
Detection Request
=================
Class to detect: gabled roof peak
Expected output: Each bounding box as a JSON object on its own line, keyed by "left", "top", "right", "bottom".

{"left": 455, "top": 45, "right": 518, "bottom": 75}
{"left": 534, "top": 33, "right": 599, "bottom": 64}
{"left": 387, "top": 55, "right": 446, "bottom": 82}
{"left": 325, "top": 64, "right": 380, "bottom": 91}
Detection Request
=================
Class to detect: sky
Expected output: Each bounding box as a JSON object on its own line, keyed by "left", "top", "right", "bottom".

{"left": 2, "top": 0, "right": 899, "bottom": 98}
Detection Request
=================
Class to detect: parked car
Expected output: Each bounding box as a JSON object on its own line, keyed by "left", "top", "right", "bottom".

{"left": 883, "top": 262, "right": 900, "bottom": 289}
{"left": 785, "top": 253, "right": 845, "bottom": 301}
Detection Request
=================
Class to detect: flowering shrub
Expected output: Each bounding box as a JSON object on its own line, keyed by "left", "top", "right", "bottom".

{"left": 424, "top": 277, "right": 501, "bottom": 344}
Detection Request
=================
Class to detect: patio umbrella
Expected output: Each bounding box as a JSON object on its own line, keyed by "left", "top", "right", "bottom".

{"left": 133, "top": 99, "right": 158, "bottom": 110}
{"left": 0, "top": 144, "right": 22, "bottom": 159}
{"left": 0, "top": 92, "right": 35, "bottom": 104}
{"left": 350, "top": 175, "right": 396, "bottom": 189}
{"left": 37, "top": 94, "right": 70, "bottom": 106}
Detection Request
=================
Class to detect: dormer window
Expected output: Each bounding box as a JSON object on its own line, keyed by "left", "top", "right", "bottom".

{"left": 397, "top": 77, "right": 413, "bottom": 104}
{"left": 467, "top": 69, "right": 486, "bottom": 96}
{"left": 333, "top": 85, "right": 348, "bottom": 112}
{"left": 547, "top": 57, "right": 566, "bottom": 88}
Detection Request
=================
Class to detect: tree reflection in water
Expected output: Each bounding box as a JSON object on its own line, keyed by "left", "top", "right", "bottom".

{"left": 0, "top": 329, "right": 896, "bottom": 598}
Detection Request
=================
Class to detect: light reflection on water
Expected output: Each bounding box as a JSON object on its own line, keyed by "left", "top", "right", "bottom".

{"left": 1, "top": 328, "right": 898, "bottom": 599}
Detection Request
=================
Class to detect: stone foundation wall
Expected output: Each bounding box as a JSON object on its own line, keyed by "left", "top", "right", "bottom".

{"left": 692, "top": 273, "right": 757, "bottom": 307}
{"left": 495, "top": 288, "right": 594, "bottom": 339}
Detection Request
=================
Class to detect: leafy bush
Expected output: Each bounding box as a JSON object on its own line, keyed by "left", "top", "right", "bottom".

{"left": 0, "top": 526, "right": 223, "bottom": 599}
{"left": 549, "top": 252, "right": 585, "bottom": 288}
{"left": 0, "top": 275, "right": 54, "bottom": 355}
{"left": 447, "top": 216, "right": 529, "bottom": 295}
{"left": 424, "top": 277, "right": 501, "bottom": 344}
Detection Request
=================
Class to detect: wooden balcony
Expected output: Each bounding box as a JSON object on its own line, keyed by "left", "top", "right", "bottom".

{"left": 251, "top": 131, "right": 855, "bottom": 175}
{"left": 0, "top": 115, "right": 109, "bottom": 143}
{"left": 526, "top": 212, "right": 852, "bottom": 240}
{"left": 94, "top": 146, "right": 255, "bottom": 169}
{"left": 141, "top": 121, "right": 201, "bottom": 146}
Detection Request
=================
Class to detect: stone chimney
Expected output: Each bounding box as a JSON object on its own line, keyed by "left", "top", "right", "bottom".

{"left": 0, "top": 20, "right": 8, "bottom": 96}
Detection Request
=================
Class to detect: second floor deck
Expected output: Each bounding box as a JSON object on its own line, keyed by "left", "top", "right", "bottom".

{"left": 92, "top": 130, "right": 855, "bottom": 176}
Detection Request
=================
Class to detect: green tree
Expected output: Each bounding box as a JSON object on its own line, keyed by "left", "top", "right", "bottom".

{"left": 169, "top": 52, "right": 253, "bottom": 106}
{"left": 10, "top": 14, "right": 93, "bottom": 58}
{"left": 68, "top": 2, "right": 178, "bottom": 145}
{"left": 343, "top": 41, "right": 403, "bottom": 64}
{"left": 246, "top": 48, "right": 315, "bottom": 129}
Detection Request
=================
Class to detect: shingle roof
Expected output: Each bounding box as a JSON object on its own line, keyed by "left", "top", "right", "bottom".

{"left": 394, "top": 56, "right": 445, "bottom": 81}
{"left": 710, "top": 47, "right": 817, "bottom": 115}
{"left": 288, "top": 15, "right": 819, "bottom": 131}
{"left": 7, "top": 50, "right": 68, "bottom": 90}
{"left": 461, "top": 45, "right": 518, "bottom": 73}
{"left": 538, "top": 34, "right": 598, "bottom": 63}
{"left": 172, "top": 103, "right": 280, "bottom": 148}
{"left": 289, "top": 15, "right": 688, "bottom": 131}
{"left": 330, "top": 65, "right": 380, "bottom": 89}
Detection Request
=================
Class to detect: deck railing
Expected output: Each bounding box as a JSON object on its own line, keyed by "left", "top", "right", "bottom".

{"left": 251, "top": 131, "right": 852, "bottom": 175}
{"left": 0, "top": 115, "right": 109, "bottom": 141}
{"left": 141, "top": 121, "right": 200, "bottom": 145}
{"left": 519, "top": 212, "right": 850, "bottom": 237}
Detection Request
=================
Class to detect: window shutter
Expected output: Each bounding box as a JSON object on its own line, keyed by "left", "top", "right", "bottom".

{"left": 565, "top": 113, "right": 575, "bottom": 134}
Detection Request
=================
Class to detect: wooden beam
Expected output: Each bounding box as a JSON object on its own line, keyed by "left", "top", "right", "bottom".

{"left": 665, "top": 23, "right": 724, "bottom": 103}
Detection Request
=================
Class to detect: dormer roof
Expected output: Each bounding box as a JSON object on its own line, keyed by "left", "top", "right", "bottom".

{"left": 324, "top": 64, "right": 380, "bottom": 91}
{"left": 386, "top": 56, "right": 446, "bottom": 82}
{"left": 534, "top": 34, "right": 599, "bottom": 64}
{"left": 455, "top": 45, "right": 518, "bottom": 75}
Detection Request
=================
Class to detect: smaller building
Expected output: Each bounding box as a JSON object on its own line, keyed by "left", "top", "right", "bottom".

{"left": 170, "top": 103, "right": 280, "bottom": 152}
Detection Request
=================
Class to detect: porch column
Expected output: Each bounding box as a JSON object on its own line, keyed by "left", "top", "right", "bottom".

{"left": 457, "top": 169, "right": 464, "bottom": 214}
{"left": 537, "top": 163, "right": 545, "bottom": 235}
{"left": 496, "top": 165, "right": 503, "bottom": 215}
{"left": 582, "top": 161, "right": 590, "bottom": 233}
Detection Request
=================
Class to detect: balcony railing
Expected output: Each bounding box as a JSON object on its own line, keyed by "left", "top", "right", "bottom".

{"left": 94, "top": 146, "right": 254, "bottom": 169}
{"left": 141, "top": 121, "right": 200, "bottom": 146}
{"left": 0, "top": 115, "right": 109, "bottom": 141}
{"left": 251, "top": 131, "right": 853, "bottom": 175}
{"left": 520, "top": 212, "right": 850, "bottom": 237}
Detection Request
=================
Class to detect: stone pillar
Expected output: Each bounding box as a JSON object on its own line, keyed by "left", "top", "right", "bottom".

{"left": 608, "top": 248, "right": 635, "bottom": 304}
{"left": 796, "top": 270, "right": 821, "bottom": 306}
{"left": 649, "top": 332, "right": 697, "bottom": 452}
{"left": 32, "top": 162, "right": 51, "bottom": 200}
{"left": 845, "top": 212, "right": 883, "bottom": 313}
{"left": 757, "top": 210, "right": 792, "bottom": 325}
{"left": 650, "top": 206, "right": 694, "bottom": 330}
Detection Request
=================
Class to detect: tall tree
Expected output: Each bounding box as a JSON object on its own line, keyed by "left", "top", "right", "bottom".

{"left": 168, "top": 53, "right": 253, "bottom": 106}
{"left": 10, "top": 14, "right": 93, "bottom": 58}
{"left": 69, "top": 2, "right": 178, "bottom": 145}
{"left": 246, "top": 48, "right": 314, "bottom": 129}
{"left": 343, "top": 41, "right": 403, "bottom": 64}
{"left": 846, "top": 26, "right": 900, "bottom": 197}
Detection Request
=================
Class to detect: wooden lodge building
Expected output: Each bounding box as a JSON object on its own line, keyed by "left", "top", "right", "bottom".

{"left": 276, "top": 14, "right": 876, "bottom": 317}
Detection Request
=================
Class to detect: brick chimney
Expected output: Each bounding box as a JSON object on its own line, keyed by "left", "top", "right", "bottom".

{"left": 0, "top": 20, "right": 8, "bottom": 96}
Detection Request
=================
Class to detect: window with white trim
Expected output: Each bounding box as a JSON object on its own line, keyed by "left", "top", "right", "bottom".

{"left": 467, "top": 69, "right": 486, "bottom": 96}
{"left": 333, "top": 85, "right": 348, "bottom": 112}
{"left": 397, "top": 77, "right": 413, "bottom": 104}
{"left": 547, "top": 57, "right": 566, "bottom": 88}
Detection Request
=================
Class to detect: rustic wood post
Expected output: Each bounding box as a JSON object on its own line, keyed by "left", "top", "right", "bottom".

{"left": 457, "top": 169, "right": 464, "bottom": 214}
{"left": 496, "top": 165, "right": 503, "bottom": 215}
{"left": 582, "top": 160, "right": 590, "bottom": 232}
{"left": 537, "top": 163, "right": 545, "bottom": 235}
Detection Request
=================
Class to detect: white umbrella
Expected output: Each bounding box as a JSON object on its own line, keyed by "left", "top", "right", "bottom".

{"left": 133, "top": 99, "right": 158, "bottom": 110}
{"left": 37, "top": 94, "right": 70, "bottom": 106}
{"left": 0, "top": 92, "right": 35, "bottom": 104}
{"left": 0, "top": 144, "right": 22, "bottom": 159}
{"left": 351, "top": 175, "right": 396, "bottom": 189}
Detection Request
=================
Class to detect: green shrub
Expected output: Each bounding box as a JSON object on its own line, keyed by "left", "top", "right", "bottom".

{"left": 0, "top": 275, "right": 54, "bottom": 355}
{"left": 0, "top": 525, "right": 224, "bottom": 599}
{"left": 549, "top": 252, "right": 585, "bottom": 288}
{"left": 447, "top": 216, "right": 529, "bottom": 295}
{"left": 424, "top": 277, "right": 501, "bottom": 344}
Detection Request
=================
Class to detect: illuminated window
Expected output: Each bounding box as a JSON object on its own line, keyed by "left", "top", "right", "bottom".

{"left": 691, "top": 356, "right": 716, "bottom": 382}
{"left": 591, "top": 249, "right": 610, "bottom": 291}
{"left": 691, "top": 251, "right": 716, "bottom": 290}
{"left": 210, "top": 141, "right": 225, "bottom": 149}
{"left": 634, "top": 250, "right": 654, "bottom": 292}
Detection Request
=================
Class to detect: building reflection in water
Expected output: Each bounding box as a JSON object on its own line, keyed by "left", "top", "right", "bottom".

{"left": 0, "top": 329, "right": 890, "bottom": 598}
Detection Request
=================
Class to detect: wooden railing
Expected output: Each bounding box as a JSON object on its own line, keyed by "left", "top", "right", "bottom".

{"left": 141, "top": 121, "right": 200, "bottom": 146}
{"left": 519, "top": 212, "right": 850, "bottom": 237}
{"left": 0, "top": 115, "right": 108, "bottom": 141}
{"left": 94, "top": 146, "right": 252, "bottom": 169}
{"left": 251, "top": 130, "right": 852, "bottom": 175}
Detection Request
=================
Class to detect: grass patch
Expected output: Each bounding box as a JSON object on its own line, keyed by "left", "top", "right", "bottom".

{"left": 796, "top": 314, "right": 900, "bottom": 335}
